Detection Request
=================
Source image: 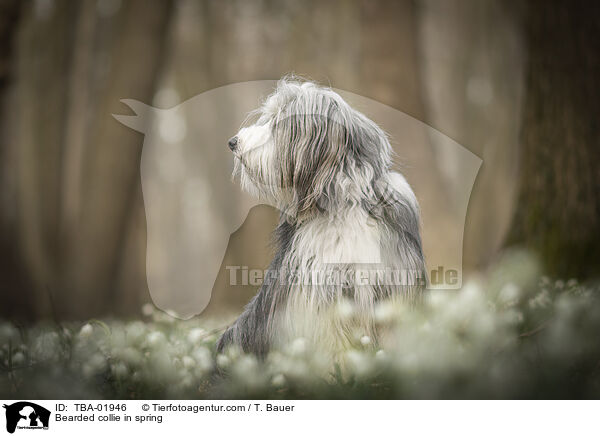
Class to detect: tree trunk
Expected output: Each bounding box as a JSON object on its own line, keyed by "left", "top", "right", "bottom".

{"left": 1, "top": 0, "right": 173, "bottom": 320}
{"left": 507, "top": 0, "right": 600, "bottom": 279}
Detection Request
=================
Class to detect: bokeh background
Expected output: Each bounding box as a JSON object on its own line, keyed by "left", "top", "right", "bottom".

{"left": 0, "top": 0, "right": 598, "bottom": 322}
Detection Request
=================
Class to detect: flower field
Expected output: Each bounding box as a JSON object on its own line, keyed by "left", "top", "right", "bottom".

{"left": 1, "top": 251, "right": 599, "bottom": 399}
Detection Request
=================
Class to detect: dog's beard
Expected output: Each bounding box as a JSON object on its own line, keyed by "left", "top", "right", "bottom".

{"left": 233, "top": 154, "right": 264, "bottom": 199}
{"left": 233, "top": 146, "right": 290, "bottom": 209}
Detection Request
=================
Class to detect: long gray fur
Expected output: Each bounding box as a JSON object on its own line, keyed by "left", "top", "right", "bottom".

{"left": 216, "top": 77, "right": 426, "bottom": 356}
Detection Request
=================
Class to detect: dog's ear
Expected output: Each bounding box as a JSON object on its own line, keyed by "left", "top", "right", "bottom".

{"left": 282, "top": 107, "right": 347, "bottom": 219}
{"left": 274, "top": 86, "right": 392, "bottom": 220}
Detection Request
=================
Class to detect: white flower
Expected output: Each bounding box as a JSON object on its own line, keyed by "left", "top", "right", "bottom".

{"left": 336, "top": 299, "right": 355, "bottom": 320}
{"left": 289, "top": 337, "right": 307, "bottom": 356}
{"left": 146, "top": 331, "right": 166, "bottom": 347}
{"left": 216, "top": 354, "right": 230, "bottom": 368}
{"left": 232, "top": 355, "right": 265, "bottom": 389}
{"left": 0, "top": 324, "right": 18, "bottom": 342}
{"left": 498, "top": 283, "right": 520, "bottom": 306}
{"left": 141, "top": 303, "right": 155, "bottom": 317}
{"left": 225, "top": 345, "right": 242, "bottom": 360}
{"left": 79, "top": 323, "right": 93, "bottom": 338}
{"left": 192, "top": 347, "right": 213, "bottom": 372}
{"left": 345, "top": 350, "right": 373, "bottom": 378}
{"left": 12, "top": 352, "right": 25, "bottom": 365}
{"left": 182, "top": 356, "right": 195, "bottom": 369}
{"left": 233, "top": 355, "right": 258, "bottom": 376}
{"left": 187, "top": 328, "right": 206, "bottom": 344}
{"left": 272, "top": 374, "right": 286, "bottom": 387}
{"left": 125, "top": 322, "right": 146, "bottom": 344}
{"left": 360, "top": 335, "right": 372, "bottom": 346}
{"left": 374, "top": 301, "right": 396, "bottom": 324}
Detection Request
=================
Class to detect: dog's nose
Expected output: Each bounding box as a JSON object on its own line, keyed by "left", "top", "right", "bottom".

{"left": 228, "top": 136, "right": 238, "bottom": 151}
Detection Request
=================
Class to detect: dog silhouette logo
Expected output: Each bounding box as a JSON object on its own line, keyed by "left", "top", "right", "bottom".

{"left": 3, "top": 402, "right": 50, "bottom": 433}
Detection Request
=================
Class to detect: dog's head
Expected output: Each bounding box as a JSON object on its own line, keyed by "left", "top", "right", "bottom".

{"left": 229, "top": 77, "right": 392, "bottom": 220}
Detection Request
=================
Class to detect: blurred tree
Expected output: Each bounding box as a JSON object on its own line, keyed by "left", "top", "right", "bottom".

{"left": 417, "top": 0, "right": 524, "bottom": 272}
{"left": 507, "top": 0, "right": 600, "bottom": 278}
{"left": 0, "top": 0, "right": 29, "bottom": 319}
{"left": 0, "top": 0, "right": 173, "bottom": 320}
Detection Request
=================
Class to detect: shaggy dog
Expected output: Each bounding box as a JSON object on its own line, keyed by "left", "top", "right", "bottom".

{"left": 217, "top": 77, "right": 426, "bottom": 357}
